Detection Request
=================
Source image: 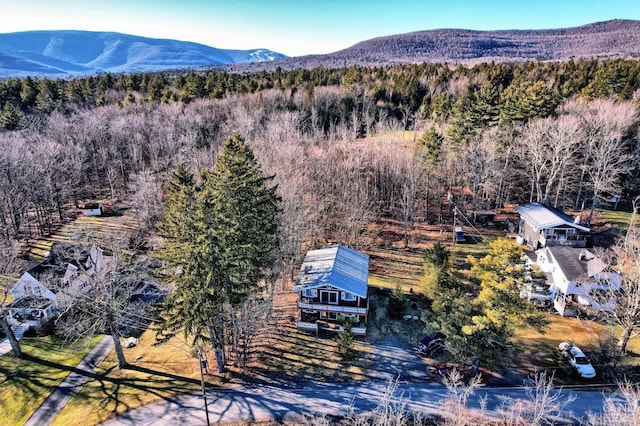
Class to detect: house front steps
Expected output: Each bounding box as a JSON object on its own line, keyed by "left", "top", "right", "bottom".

{"left": 12, "top": 323, "right": 29, "bottom": 339}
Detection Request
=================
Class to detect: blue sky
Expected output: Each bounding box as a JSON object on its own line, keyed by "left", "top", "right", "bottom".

{"left": 1, "top": 0, "right": 639, "bottom": 56}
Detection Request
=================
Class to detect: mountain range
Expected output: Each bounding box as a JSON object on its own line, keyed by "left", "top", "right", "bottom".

{"left": 239, "top": 19, "right": 640, "bottom": 71}
{"left": 0, "top": 30, "right": 287, "bottom": 78}
{"left": 1, "top": 20, "right": 639, "bottom": 78}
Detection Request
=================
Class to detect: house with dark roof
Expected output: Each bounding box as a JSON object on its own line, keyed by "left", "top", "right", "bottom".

{"left": 515, "top": 203, "right": 590, "bottom": 249}
{"left": 534, "top": 246, "right": 621, "bottom": 316}
{"left": 292, "top": 245, "right": 369, "bottom": 335}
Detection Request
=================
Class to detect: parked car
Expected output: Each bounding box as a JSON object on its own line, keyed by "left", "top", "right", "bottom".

{"left": 559, "top": 342, "right": 596, "bottom": 379}
{"left": 417, "top": 332, "right": 446, "bottom": 356}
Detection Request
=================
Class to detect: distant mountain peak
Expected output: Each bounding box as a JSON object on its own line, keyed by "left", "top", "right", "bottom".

{"left": 0, "top": 30, "right": 288, "bottom": 78}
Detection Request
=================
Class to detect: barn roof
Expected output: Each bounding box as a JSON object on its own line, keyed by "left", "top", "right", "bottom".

{"left": 292, "top": 245, "right": 369, "bottom": 298}
{"left": 515, "top": 203, "right": 590, "bottom": 232}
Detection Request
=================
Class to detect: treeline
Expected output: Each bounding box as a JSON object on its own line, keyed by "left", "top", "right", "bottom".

{"left": 0, "top": 59, "right": 638, "bottom": 263}
{"left": 1, "top": 58, "right": 639, "bottom": 129}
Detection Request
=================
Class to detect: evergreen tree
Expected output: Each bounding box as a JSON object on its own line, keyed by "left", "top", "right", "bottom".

{"left": 500, "top": 81, "right": 558, "bottom": 123}
{"left": 156, "top": 135, "right": 280, "bottom": 372}
{"left": 420, "top": 243, "right": 457, "bottom": 299}
{"left": 0, "top": 103, "right": 23, "bottom": 130}
{"left": 424, "top": 239, "right": 547, "bottom": 369}
{"left": 337, "top": 317, "right": 356, "bottom": 360}
{"left": 204, "top": 133, "right": 281, "bottom": 307}
{"left": 388, "top": 285, "right": 406, "bottom": 319}
{"left": 19, "top": 77, "right": 37, "bottom": 107}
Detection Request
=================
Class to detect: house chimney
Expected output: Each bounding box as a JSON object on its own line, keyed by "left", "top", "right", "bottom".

{"left": 578, "top": 249, "right": 590, "bottom": 261}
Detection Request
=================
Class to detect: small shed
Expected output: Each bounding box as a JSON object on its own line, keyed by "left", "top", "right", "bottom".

{"left": 454, "top": 227, "right": 465, "bottom": 242}
{"left": 84, "top": 203, "right": 104, "bottom": 216}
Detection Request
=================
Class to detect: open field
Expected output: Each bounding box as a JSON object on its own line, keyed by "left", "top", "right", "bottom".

{"left": 0, "top": 335, "right": 100, "bottom": 425}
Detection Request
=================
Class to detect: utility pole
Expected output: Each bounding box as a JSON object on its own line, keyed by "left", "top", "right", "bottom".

{"left": 196, "top": 343, "right": 211, "bottom": 426}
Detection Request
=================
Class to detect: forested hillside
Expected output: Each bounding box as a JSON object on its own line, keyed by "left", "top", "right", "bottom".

{"left": 0, "top": 58, "right": 639, "bottom": 264}
{"left": 231, "top": 19, "right": 640, "bottom": 71}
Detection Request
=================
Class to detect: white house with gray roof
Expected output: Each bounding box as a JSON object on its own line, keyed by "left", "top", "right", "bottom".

{"left": 7, "top": 272, "right": 59, "bottom": 330}
{"left": 292, "top": 245, "right": 369, "bottom": 335}
{"left": 534, "top": 246, "right": 621, "bottom": 316}
{"left": 515, "top": 203, "right": 590, "bottom": 249}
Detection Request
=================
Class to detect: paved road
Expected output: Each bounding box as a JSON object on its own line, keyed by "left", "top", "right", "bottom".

{"left": 100, "top": 381, "right": 613, "bottom": 425}
{"left": 24, "top": 335, "right": 114, "bottom": 426}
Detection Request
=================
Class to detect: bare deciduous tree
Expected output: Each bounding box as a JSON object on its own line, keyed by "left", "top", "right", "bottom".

{"left": 563, "top": 99, "right": 637, "bottom": 223}
{"left": 601, "top": 205, "right": 640, "bottom": 353}
{"left": 501, "top": 372, "right": 576, "bottom": 425}
{"left": 587, "top": 379, "right": 640, "bottom": 426}
{"left": 516, "top": 114, "right": 583, "bottom": 207}
{"left": 53, "top": 241, "right": 162, "bottom": 368}
{"left": 0, "top": 241, "right": 26, "bottom": 357}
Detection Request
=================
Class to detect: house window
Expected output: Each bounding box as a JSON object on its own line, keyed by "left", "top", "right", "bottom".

{"left": 341, "top": 291, "right": 356, "bottom": 302}
{"left": 302, "top": 289, "right": 317, "bottom": 298}
{"left": 320, "top": 291, "right": 338, "bottom": 305}
{"left": 321, "top": 311, "right": 338, "bottom": 320}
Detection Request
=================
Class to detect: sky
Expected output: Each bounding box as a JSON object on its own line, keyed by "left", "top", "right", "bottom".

{"left": 1, "top": 0, "right": 639, "bottom": 57}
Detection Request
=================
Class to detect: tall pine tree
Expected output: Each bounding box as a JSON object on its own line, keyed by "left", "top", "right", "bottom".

{"left": 156, "top": 135, "right": 280, "bottom": 372}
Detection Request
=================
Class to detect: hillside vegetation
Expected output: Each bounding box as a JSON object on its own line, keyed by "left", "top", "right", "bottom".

{"left": 232, "top": 19, "right": 640, "bottom": 71}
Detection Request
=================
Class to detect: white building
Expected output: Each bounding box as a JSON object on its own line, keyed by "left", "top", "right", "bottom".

{"left": 533, "top": 246, "right": 621, "bottom": 316}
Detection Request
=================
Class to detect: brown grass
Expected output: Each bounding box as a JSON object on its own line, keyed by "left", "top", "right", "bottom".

{"left": 245, "top": 282, "right": 374, "bottom": 384}
{"left": 26, "top": 204, "right": 141, "bottom": 262}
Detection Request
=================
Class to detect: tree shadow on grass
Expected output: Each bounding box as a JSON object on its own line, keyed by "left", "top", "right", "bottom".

{"left": 15, "top": 353, "right": 204, "bottom": 419}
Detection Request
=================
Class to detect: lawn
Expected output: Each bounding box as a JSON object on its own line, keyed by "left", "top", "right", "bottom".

{"left": 0, "top": 335, "right": 100, "bottom": 425}
{"left": 512, "top": 313, "right": 640, "bottom": 383}
{"left": 594, "top": 208, "right": 634, "bottom": 232}
{"left": 51, "top": 329, "right": 205, "bottom": 426}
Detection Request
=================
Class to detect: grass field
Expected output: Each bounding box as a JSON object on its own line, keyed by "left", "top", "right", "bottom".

{"left": 0, "top": 335, "right": 100, "bottom": 425}
{"left": 51, "top": 330, "right": 205, "bottom": 426}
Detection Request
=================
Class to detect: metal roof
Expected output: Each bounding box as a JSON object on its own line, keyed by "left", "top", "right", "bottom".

{"left": 515, "top": 203, "right": 590, "bottom": 232}
{"left": 292, "top": 245, "right": 369, "bottom": 298}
